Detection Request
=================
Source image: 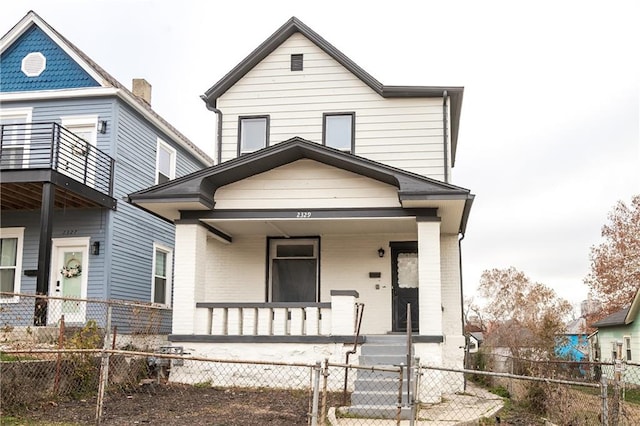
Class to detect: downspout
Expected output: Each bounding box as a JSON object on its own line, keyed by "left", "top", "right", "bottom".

{"left": 442, "top": 90, "right": 449, "bottom": 183}
{"left": 202, "top": 98, "right": 223, "bottom": 165}
{"left": 458, "top": 231, "right": 468, "bottom": 388}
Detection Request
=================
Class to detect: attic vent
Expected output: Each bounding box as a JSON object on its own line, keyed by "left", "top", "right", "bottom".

{"left": 291, "top": 54, "right": 303, "bottom": 71}
{"left": 21, "top": 52, "right": 46, "bottom": 77}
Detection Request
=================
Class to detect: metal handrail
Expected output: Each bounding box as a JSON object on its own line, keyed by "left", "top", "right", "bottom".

{"left": 342, "top": 302, "right": 365, "bottom": 406}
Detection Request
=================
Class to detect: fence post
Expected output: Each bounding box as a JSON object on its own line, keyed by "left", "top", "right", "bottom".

{"left": 601, "top": 373, "right": 608, "bottom": 426}
{"left": 310, "top": 361, "right": 321, "bottom": 426}
{"left": 320, "top": 358, "right": 329, "bottom": 426}
{"left": 53, "top": 315, "right": 65, "bottom": 395}
{"left": 396, "top": 363, "right": 404, "bottom": 425}
{"left": 95, "top": 305, "right": 112, "bottom": 425}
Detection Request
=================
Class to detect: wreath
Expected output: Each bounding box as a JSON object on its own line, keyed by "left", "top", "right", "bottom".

{"left": 61, "top": 258, "right": 82, "bottom": 278}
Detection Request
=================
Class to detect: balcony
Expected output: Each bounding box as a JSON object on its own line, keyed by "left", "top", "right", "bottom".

{"left": 0, "top": 122, "right": 116, "bottom": 210}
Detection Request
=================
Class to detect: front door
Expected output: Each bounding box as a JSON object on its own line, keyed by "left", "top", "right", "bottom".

{"left": 391, "top": 242, "right": 419, "bottom": 332}
{"left": 48, "top": 238, "right": 89, "bottom": 324}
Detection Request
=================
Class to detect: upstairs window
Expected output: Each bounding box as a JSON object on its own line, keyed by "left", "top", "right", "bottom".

{"left": 0, "top": 227, "right": 24, "bottom": 303}
{"left": 323, "top": 113, "right": 354, "bottom": 153}
{"left": 626, "top": 336, "right": 632, "bottom": 361}
{"left": 156, "top": 139, "right": 176, "bottom": 184}
{"left": 238, "top": 116, "right": 269, "bottom": 155}
{"left": 152, "top": 244, "right": 172, "bottom": 306}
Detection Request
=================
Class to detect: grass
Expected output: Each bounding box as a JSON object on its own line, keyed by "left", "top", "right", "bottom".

{"left": 0, "top": 417, "right": 81, "bottom": 426}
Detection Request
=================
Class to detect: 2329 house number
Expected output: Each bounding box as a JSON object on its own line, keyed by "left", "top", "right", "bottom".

{"left": 296, "top": 211, "right": 311, "bottom": 218}
{"left": 62, "top": 229, "right": 78, "bottom": 235}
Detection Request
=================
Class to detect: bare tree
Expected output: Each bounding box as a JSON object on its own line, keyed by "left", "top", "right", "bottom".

{"left": 478, "top": 267, "right": 573, "bottom": 361}
{"left": 584, "top": 194, "right": 640, "bottom": 322}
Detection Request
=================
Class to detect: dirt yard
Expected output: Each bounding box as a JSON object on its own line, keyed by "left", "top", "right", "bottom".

{"left": 7, "top": 384, "right": 316, "bottom": 425}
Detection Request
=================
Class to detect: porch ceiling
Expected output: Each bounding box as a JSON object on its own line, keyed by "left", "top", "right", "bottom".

{"left": 0, "top": 182, "right": 107, "bottom": 210}
{"left": 201, "top": 216, "right": 417, "bottom": 237}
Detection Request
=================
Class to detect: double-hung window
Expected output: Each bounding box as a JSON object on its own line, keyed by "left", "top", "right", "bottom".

{"left": 323, "top": 112, "right": 354, "bottom": 153}
{"left": 269, "top": 238, "right": 319, "bottom": 302}
{"left": 0, "top": 227, "right": 25, "bottom": 302}
{"left": 152, "top": 244, "right": 172, "bottom": 306}
{"left": 625, "top": 336, "right": 632, "bottom": 361}
{"left": 156, "top": 139, "right": 176, "bottom": 184}
{"left": 238, "top": 116, "right": 269, "bottom": 156}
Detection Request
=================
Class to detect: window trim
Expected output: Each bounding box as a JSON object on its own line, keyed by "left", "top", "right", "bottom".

{"left": 151, "top": 243, "right": 173, "bottom": 307}
{"left": 0, "top": 108, "right": 33, "bottom": 168}
{"left": 156, "top": 138, "right": 176, "bottom": 184}
{"left": 60, "top": 115, "right": 98, "bottom": 145}
{"left": 322, "top": 112, "right": 355, "bottom": 153}
{"left": 237, "top": 115, "right": 270, "bottom": 157}
{"left": 267, "top": 237, "right": 320, "bottom": 303}
{"left": 0, "top": 227, "right": 25, "bottom": 303}
{"left": 625, "top": 336, "right": 632, "bottom": 361}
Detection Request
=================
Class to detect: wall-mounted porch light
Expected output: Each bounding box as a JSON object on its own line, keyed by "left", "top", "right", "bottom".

{"left": 97, "top": 120, "right": 107, "bottom": 134}
{"left": 91, "top": 241, "right": 100, "bottom": 255}
{"left": 377, "top": 248, "right": 385, "bottom": 258}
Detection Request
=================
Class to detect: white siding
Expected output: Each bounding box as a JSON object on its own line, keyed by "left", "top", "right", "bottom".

{"left": 214, "top": 159, "right": 401, "bottom": 209}
{"left": 218, "top": 33, "right": 448, "bottom": 180}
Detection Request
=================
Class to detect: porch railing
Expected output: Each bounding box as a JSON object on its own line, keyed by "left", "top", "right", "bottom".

{"left": 194, "top": 291, "right": 361, "bottom": 337}
{"left": 0, "top": 122, "right": 115, "bottom": 196}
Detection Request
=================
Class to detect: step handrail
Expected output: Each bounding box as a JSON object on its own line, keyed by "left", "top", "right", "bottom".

{"left": 342, "top": 302, "right": 365, "bottom": 406}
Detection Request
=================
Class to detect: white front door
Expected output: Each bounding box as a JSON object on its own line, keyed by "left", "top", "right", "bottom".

{"left": 48, "top": 238, "right": 89, "bottom": 324}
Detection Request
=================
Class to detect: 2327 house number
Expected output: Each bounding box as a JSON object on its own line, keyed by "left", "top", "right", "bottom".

{"left": 296, "top": 211, "right": 311, "bottom": 218}
{"left": 62, "top": 229, "right": 78, "bottom": 236}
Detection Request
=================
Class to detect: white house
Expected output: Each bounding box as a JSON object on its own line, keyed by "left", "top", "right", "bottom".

{"left": 129, "top": 17, "right": 474, "bottom": 374}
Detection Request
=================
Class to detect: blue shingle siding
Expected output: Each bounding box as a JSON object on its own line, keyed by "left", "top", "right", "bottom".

{"left": 0, "top": 24, "right": 100, "bottom": 92}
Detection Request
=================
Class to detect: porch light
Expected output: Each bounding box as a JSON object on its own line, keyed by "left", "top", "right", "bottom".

{"left": 91, "top": 241, "right": 100, "bottom": 256}
{"left": 98, "top": 120, "right": 107, "bottom": 134}
{"left": 377, "top": 248, "right": 385, "bottom": 258}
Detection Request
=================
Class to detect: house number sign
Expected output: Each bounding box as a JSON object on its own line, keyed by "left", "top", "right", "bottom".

{"left": 296, "top": 211, "right": 311, "bottom": 218}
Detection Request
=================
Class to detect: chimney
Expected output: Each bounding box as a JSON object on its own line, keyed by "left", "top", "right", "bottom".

{"left": 132, "top": 78, "right": 152, "bottom": 105}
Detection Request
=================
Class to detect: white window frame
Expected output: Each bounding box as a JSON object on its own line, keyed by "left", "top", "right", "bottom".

{"left": 323, "top": 112, "right": 355, "bottom": 153}
{"left": 0, "top": 227, "right": 25, "bottom": 303}
{"left": 268, "top": 237, "right": 319, "bottom": 303}
{"left": 60, "top": 115, "right": 98, "bottom": 146}
{"left": 155, "top": 139, "right": 176, "bottom": 184}
{"left": 0, "top": 108, "right": 33, "bottom": 168}
{"left": 151, "top": 243, "right": 172, "bottom": 306}
{"left": 625, "top": 336, "right": 632, "bottom": 361}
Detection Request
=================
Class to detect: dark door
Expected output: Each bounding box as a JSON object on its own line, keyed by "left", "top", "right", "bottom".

{"left": 391, "top": 242, "right": 419, "bottom": 332}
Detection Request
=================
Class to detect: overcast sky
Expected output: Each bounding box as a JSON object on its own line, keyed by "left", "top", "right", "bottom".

{"left": 2, "top": 1, "right": 638, "bottom": 313}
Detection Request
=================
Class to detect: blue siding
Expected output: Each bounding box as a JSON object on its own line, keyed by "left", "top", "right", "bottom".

{"left": 0, "top": 209, "right": 108, "bottom": 299}
{"left": 0, "top": 24, "right": 100, "bottom": 92}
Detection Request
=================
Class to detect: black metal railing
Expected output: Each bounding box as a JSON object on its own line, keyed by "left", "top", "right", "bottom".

{"left": 0, "top": 122, "right": 114, "bottom": 196}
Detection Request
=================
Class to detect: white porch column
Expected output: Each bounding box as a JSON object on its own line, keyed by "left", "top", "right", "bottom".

{"left": 417, "top": 219, "right": 442, "bottom": 335}
{"left": 172, "top": 223, "right": 208, "bottom": 334}
{"left": 330, "top": 290, "right": 359, "bottom": 335}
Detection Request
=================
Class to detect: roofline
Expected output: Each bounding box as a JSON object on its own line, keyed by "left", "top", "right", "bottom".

{"left": 1, "top": 10, "right": 214, "bottom": 166}
{"left": 200, "top": 17, "right": 463, "bottom": 164}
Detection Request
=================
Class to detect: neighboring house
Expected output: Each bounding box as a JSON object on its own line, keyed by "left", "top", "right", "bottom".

{"left": 468, "top": 331, "right": 484, "bottom": 353}
{"left": 0, "top": 11, "right": 212, "bottom": 327}
{"left": 129, "top": 16, "right": 474, "bottom": 378}
{"left": 590, "top": 289, "right": 640, "bottom": 364}
{"left": 556, "top": 317, "right": 589, "bottom": 362}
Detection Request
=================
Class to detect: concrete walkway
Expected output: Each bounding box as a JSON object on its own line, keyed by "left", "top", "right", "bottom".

{"left": 327, "top": 383, "right": 504, "bottom": 425}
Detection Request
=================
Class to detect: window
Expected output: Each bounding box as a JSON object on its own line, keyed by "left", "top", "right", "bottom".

{"left": 0, "top": 227, "right": 25, "bottom": 303}
{"left": 61, "top": 116, "right": 97, "bottom": 147}
{"left": 269, "top": 238, "right": 319, "bottom": 302}
{"left": 626, "top": 337, "right": 632, "bottom": 361}
{"left": 323, "top": 113, "right": 354, "bottom": 153}
{"left": 0, "top": 108, "right": 32, "bottom": 168}
{"left": 152, "top": 244, "right": 172, "bottom": 305}
{"left": 238, "top": 116, "right": 269, "bottom": 155}
{"left": 291, "top": 54, "right": 303, "bottom": 71}
{"left": 156, "top": 139, "right": 176, "bottom": 184}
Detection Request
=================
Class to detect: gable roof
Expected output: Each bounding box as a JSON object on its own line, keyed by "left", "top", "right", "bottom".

{"left": 129, "top": 137, "right": 474, "bottom": 232}
{"left": 201, "top": 17, "right": 464, "bottom": 165}
{"left": 0, "top": 11, "right": 213, "bottom": 166}
{"left": 592, "top": 288, "right": 640, "bottom": 328}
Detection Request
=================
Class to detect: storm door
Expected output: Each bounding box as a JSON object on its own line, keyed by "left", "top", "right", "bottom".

{"left": 269, "top": 238, "right": 319, "bottom": 302}
{"left": 391, "top": 242, "right": 419, "bottom": 332}
{"left": 48, "top": 238, "right": 89, "bottom": 324}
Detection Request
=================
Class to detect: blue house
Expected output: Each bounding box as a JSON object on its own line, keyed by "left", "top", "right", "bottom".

{"left": 0, "top": 11, "right": 212, "bottom": 326}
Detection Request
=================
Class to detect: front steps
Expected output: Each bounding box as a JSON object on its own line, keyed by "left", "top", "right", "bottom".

{"left": 340, "top": 335, "right": 415, "bottom": 420}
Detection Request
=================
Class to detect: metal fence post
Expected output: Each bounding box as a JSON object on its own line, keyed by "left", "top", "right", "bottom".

{"left": 95, "top": 305, "right": 112, "bottom": 425}
{"left": 396, "top": 363, "right": 404, "bottom": 425}
{"left": 601, "top": 373, "right": 608, "bottom": 426}
{"left": 310, "top": 361, "right": 321, "bottom": 426}
{"left": 320, "top": 358, "right": 329, "bottom": 426}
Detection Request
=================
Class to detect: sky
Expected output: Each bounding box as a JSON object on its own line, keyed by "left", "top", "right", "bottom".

{"left": 1, "top": 0, "right": 638, "bottom": 313}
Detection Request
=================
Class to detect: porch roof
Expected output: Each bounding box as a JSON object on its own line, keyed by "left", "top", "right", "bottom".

{"left": 129, "top": 137, "right": 474, "bottom": 234}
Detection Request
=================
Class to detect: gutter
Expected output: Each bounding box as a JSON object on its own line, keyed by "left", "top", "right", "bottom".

{"left": 201, "top": 96, "right": 223, "bottom": 165}
{"left": 442, "top": 90, "right": 449, "bottom": 183}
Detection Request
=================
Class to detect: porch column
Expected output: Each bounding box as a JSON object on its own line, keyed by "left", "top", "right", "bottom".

{"left": 417, "top": 218, "right": 442, "bottom": 335}
{"left": 34, "top": 183, "right": 55, "bottom": 326}
{"left": 330, "top": 290, "right": 359, "bottom": 335}
{"left": 173, "top": 223, "right": 208, "bottom": 334}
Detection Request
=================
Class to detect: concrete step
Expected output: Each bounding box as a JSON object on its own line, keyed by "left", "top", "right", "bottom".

{"left": 361, "top": 343, "right": 407, "bottom": 356}
{"left": 359, "top": 354, "right": 408, "bottom": 366}
{"left": 351, "top": 378, "right": 400, "bottom": 392}
{"left": 337, "top": 405, "right": 413, "bottom": 420}
{"left": 364, "top": 335, "right": 408, "bottom": 344}
{"left": 355, "top": 367, "right": 408, "bottom": 380}
{"left": 351, "top": 390, "right": 411, "bottom": 406}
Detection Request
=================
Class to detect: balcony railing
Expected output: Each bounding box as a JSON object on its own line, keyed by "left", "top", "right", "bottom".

{"left": 0, "top": 122, "right": 115, "bottom": 197}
